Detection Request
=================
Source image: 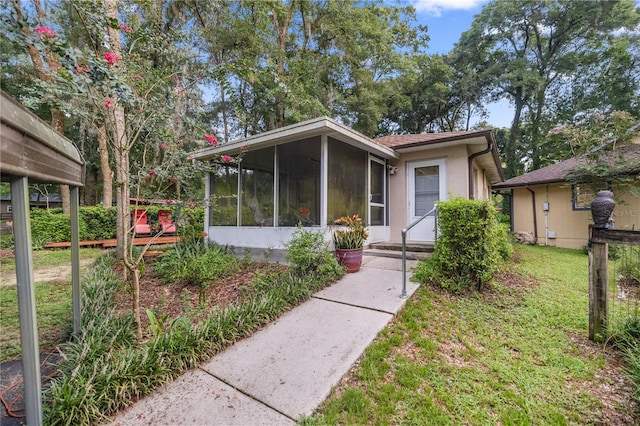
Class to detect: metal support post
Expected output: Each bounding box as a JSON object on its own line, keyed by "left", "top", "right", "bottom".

{"left": 70, "top": 186, "right": 82, "bottom": 335}
{"left": 11, "top": 176, "right": 43, "bottom": 425}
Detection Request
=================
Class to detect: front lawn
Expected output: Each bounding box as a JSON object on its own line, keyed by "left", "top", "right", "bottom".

{"left": 0, "top": 248, "right": 102, "bottom": 362}
{"left": 306, "top": 245, "right": 638, "bottom": 425}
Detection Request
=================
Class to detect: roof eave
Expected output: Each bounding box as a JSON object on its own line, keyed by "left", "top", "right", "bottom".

{"left": 189, "top": 117, "right": 398, "bottom": 161}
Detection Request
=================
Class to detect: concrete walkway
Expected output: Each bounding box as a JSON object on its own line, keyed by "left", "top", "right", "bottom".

{"left": 107, "top": 256, "right": 419, "bottom": 425}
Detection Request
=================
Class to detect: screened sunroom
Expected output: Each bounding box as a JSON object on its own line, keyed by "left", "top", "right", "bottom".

{"left": 190, "top": 117, "right": 397, "bottom": 249}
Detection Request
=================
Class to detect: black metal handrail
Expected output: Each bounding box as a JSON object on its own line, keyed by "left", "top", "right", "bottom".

{"left": 400, "top": 206, "right": 437, "bottom": 298}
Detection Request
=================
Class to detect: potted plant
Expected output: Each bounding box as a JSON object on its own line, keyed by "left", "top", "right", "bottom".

{"left": 333, "top": 214, "right": 369, "bottom": 272}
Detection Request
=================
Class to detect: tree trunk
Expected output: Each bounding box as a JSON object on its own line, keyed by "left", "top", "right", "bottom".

{"left": 105, "top": 0, "right": 129, "bottom": 261}
{"left": 98, "top": 123, "right": 113, "bottom": 208}
{"left": 131, "top": 266, "right": 142, "bottom": 339}
{"left": 505, "top": 89, "right": 525, "bottom": 179}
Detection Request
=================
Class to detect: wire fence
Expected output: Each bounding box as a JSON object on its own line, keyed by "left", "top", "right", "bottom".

{"left": 608, "top": 244, "right": 640, "bottom": 334}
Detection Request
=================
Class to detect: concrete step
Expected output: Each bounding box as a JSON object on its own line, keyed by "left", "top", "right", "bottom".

{"left": 364, "top": 248, "right": 430, "bottom": 261}
{"left": 369, "top": 242, "right": 434, "bottom": 253}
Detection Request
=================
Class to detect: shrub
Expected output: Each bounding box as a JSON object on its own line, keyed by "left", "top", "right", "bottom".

{"left": 612, "top": 315, "right": 640, "bottom": 404}
{"left": 154, "top": 239, "right": 239, "bottom": 288}
{"left": 14, "top": 205, "right": 204, "bottom": 249}
{"left": 30, "top": 208, "right": 70, "bottom": 246}
{"left": 285, "top": 226, "right": 344, "bottom": 279}
{"left": 79, "top": 206, "right": 118, "bottom": 240}
{"left": 412, "top": 197, "right": 513, "bottom": 293}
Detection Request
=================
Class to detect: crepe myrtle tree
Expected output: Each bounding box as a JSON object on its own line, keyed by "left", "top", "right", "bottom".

{"left": 8, "top": 11, "right": 239, "bottom": 338}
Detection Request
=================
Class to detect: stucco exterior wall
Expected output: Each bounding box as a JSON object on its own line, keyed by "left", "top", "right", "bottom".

{"left": 512, "top": 183, "right": 640, "bottom": 249}
{"left": 387, "top": 145, "right": 470, "bottom": 243}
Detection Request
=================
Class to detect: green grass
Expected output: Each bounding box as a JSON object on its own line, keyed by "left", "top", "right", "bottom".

{"left": 0, "top": 248, "right": 101, "bottom": 362}
{"left": 0, "top": 247, "right": 101, "bottom": 272}
{"left": 308, "top": 245, "right": 628, "bottom": 425}
{"left": 0, "top": 281, "right": 73, "bottom": 362}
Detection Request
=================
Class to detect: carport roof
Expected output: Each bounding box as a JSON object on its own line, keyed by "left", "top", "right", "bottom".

{"left": 1, "top": 91, "right": 85, "bottom": 186}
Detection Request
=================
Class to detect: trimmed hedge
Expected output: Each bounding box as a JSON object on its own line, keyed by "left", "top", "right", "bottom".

{"left": 412, "top": 197, "right": 513, "bottom": 293}
{"left": 28, "top": 206, "right": 204, "bottom": 247}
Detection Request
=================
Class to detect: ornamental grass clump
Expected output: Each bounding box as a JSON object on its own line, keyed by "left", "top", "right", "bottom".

{"left": 333, "top": 214, "right": 369, "bottom": 249}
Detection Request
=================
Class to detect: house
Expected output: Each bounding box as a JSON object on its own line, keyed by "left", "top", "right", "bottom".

{"left": 189, "top": 117, "right": 504, "bottom": 250}
{"left": 0, "top": 193, "right": 63, "bottom": 221}
{"left": 493, "top": 139, "right": 640, "bottom": 249}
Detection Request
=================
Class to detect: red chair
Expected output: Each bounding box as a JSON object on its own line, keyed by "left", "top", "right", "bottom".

{"left": 133, "top": 209, "right": 151, "bottom": 235}
{"left": 158, "top": 210, "right": 177, "bottom": 234}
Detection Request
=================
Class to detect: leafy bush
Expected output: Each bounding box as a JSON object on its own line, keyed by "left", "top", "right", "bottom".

{"left": 285, "top": 226, "right": 344, "bottom": 279}
{"left": 30, "top": 208, "right": 71, "bottom": 246}
{"left": 412, "top": 197, "right": 513, "bottom": 293}
{"left": 79, "top": 206, "right": 118, "bottom": 240}
{"left": 20, "top": 205, "right": 204, "bottom": 249}
{"left": 153, "top": 239, "right": 239, "bottom": 287}
{"left": 612, "top": 315, "right": 640, "bottom": 404}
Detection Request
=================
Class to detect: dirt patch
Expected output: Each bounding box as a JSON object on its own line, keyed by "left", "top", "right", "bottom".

{"left": 1, "top": 255, "right": 95, "bottom": 287}
{"left": 114, "top": 261, "right": 288, "bottom": 332}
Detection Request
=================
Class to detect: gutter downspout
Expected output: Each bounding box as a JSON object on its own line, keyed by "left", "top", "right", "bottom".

{"left": 468, "top": 140, "right": 493, "bottom": 199}
{"left": 527, "top": 187, "right": 539, "bottom": 244}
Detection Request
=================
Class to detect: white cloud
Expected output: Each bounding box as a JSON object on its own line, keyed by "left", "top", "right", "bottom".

{"left": 412, "top": 0, "right": 486, "bottom": 17}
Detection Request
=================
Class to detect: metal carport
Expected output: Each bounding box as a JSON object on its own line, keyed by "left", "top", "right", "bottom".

{"left": 0, "top": 91, "right": 85, "bottom": 424}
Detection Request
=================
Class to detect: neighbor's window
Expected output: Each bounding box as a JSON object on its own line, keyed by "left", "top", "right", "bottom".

{"left": 241, "top": 147, "right": 274, "bottom": 226}
{"left": 277, "top": 138, "right": 321, "bottom": 226}
{"left": 327, "top": 138, "right": 367, "bottom": 223}
{"left": 573, "top": 185, "right": 594, "bottom": 210}
{"left": 210, "top": 163, "right": 239, "bottom": 225}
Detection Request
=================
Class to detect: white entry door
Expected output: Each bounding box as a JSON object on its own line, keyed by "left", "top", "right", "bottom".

{"left": 407, "top": 159, "right": 446, "bottom": 242}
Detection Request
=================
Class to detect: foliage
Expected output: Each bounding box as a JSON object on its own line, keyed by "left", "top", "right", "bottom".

{"left": 412, "top": 198, "right": 512, "bottom": 293}
{"left": 332, "top": 215, "right": 369, "bottom": 249}
{"left": 311, "top": 246, "right": 631, "bottom": 424}
{"left": 44, "top": 248, "right": 340, "bottom": 425}
{"left": 612, "top": 315, "right": 640, "bottom": 404}
{"left": 546, "top": 110, "right": 640, "bottom": 193}
{"left": 153, "top": 239, "right": 239, "bottom": 287}
{"left": 616, "top": 245, "right": 640, "bottom": 284}
{"left": 455, "top": 0, "right": 640, "bottom": 175}
{"left": 29, "top": 208, "right": 71, "bottom": 247}
{"left": 285, "top": 226, "right": 345, "bottom": 279}
{"left": 22, "top": 206, "right": 203, "bottom": 248}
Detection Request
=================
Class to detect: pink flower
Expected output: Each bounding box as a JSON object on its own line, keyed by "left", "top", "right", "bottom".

{"left": 222, "top": 155, "right": 231, "bottom": 163}
{"left": 120, "top": 23, "right": 133, "bottom": 33}
{"left": 160, "top": 143, "right": 168, "bottom": 150}
{"left": 103, "top": 97, "right": 115, "bottom": 109}
{"left": 103, "top": 51, "right": 120, "bottom": 66}
{"left": 201, "top": 232, "right": 208, "bottom": 237}
{"left": 34, "top": 26, "right": 55, "bottom": 39}
{"left": 204, "top": 134, "right": 218, "bottom": 146}
{"left": 149, "top": 169, "right": 157, "bottom": 176}
{"left": 134, "top": 74, "right": 142, "bottom": 80}
{"left": 74, "top": 64, "right": 89, "bottom": 73}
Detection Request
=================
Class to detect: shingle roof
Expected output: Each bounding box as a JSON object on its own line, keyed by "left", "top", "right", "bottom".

{"left": 494, "top": 143, "right": 640, "bottom": 189}
{"left": 374, "top": 130, "right": 492, "bottom": 149}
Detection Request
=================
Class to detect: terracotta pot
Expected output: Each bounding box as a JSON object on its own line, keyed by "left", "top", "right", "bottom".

{"left": 334, "top": 247, "right": 364, "bottom": 273}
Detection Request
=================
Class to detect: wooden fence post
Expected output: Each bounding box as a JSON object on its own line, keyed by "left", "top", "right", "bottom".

{"left": 589, "top": 233, "right": 608, "bottom": 342}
